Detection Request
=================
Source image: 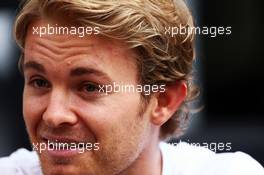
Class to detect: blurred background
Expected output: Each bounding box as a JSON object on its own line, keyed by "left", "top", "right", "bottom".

{"left": 0, "top": 0, "right": 263, "bottom": 165}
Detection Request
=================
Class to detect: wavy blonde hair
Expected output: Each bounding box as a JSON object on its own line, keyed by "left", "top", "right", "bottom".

{"left": 14, "top": 0, "right": 198, "bottom": 140}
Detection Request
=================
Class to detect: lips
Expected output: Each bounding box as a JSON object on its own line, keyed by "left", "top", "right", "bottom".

{"left": 43, "top": 136, "right": 85, "bottom": 145}
{"left": 42, "top": 133, "right": 82, "bottom": 141}
{"left": 45, "top": 139, "right": 85, "bottom": 150}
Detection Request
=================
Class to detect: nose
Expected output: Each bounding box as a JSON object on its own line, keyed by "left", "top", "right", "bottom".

{"left": 42, "top": 88, "right": 78, "bottom": 128}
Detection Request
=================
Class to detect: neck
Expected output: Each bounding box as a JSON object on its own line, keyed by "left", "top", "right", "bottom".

{"left": 120, "top": 129, "right": 162, "bottom": 175}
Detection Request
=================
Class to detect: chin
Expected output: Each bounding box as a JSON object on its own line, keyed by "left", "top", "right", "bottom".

{"left": 39, "top": 151, "right": 98, "bottom": 175}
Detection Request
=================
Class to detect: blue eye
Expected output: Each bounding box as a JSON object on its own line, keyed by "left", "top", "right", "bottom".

{"left": 30, "top": 78, "right": 50, "bottom": 89}
{"left": 83, "top": 83, "right": 100, "bottom": 92}
{"left": 35, "top": 79, "right": 47, "bottom": 87}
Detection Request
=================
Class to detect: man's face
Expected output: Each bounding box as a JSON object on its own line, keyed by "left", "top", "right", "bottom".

{"left": 23, "top": 19, "right": 154, "bottom": 175}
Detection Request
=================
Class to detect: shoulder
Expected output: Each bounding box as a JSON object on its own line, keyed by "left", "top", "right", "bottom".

{"left": 0, "top": 148, "right": 42, "bottom": 175}
{"left": 208, "top": 151, "right": 264, "bottom": 175}
{"left": 160, "top": 142, "right": 264, "bottom": 175}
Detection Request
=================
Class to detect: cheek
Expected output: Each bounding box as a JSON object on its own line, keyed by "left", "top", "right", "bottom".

{"left": 77, "top": 93, "right": 143, "bottom": 141}
{"left": 23, "top": 89, "right": 47, "bottom": 138}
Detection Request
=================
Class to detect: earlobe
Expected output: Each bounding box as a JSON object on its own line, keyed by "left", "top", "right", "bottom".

{"left": 151, "top": 81, "right": 187, "bottom": 126}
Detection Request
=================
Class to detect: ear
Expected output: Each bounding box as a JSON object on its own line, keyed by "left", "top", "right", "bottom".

{"left": 150, "top": 81, "right": 187, "bottom": 126}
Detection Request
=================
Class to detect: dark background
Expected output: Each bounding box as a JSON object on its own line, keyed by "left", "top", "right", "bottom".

{"left": 0, "top": 0, "right": 263, "bottom": 165}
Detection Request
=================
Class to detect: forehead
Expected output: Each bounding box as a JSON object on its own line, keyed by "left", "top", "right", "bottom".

{"left": 25, "top": 19, "right": 133, "bottom": 60}
{"left": 23, "top": 19, "right": 138, "bottom": 80}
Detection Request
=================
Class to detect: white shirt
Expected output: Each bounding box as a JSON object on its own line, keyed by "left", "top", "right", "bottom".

{"left": 0, "top": 142, "right": 263, "bottom": 175}
{"left": 160, "top": 142, "right": 264, "bottom": 175}
{"left": 0, "top": 148, "right": 42, "bottom": 175}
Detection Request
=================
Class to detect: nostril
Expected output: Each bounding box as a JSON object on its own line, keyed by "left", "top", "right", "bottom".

{"left": 42, "top": 107, "right": 78, "bottom": 128}
{"left": 42, "top": 91, "right": 78, "bottom": 127}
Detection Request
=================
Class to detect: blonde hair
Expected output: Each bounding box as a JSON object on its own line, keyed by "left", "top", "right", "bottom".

{"left": 14, "top": 0, "right": 198, "bottom": 140}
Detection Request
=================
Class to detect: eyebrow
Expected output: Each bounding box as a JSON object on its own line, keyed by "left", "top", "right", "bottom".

{"left": 23, "top": 61, "right": 46, "bottom": 73}
{"left": 23, "top": 60, "right": 112, "bottom": 81}
{"left": 70, "top": 67, "right": 112, "bottom": 81}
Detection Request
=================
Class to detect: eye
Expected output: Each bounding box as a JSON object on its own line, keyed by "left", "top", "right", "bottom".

{"left": 29, "top": 77, "right": 50, "bottom": 89}
{"left": 82, "top": 82, "right": 101, "bottom": 93}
